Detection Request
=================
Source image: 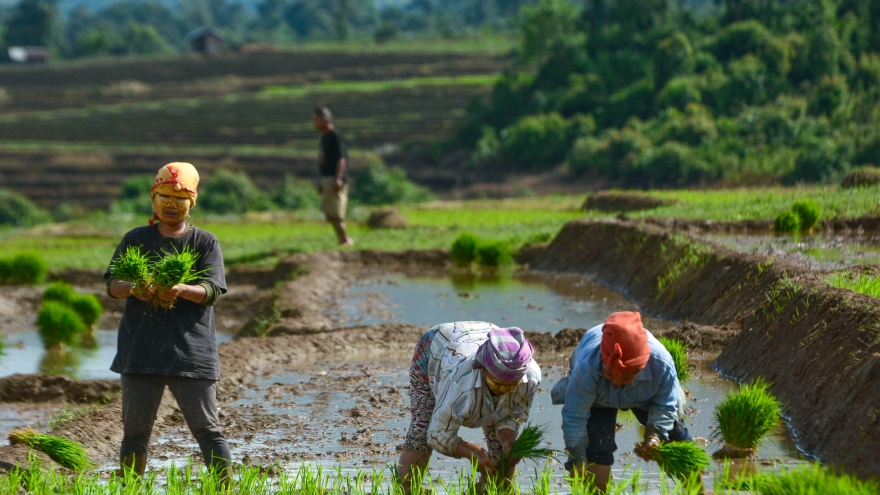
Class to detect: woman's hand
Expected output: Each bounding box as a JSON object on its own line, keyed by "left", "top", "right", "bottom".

{"left": 455, "top": 440, "right": 496, "bottom": 476}
{"left": 130, "top": 284, "right": 155, "bottom": 302}
{"left": 635, "top": 433, "right": 661, "bottom": 461}
{"left": 498, "top": 428, "right": 522, "bottom": 471}
{"left": 156, "top": 284, "right": 185, "bottom": 303}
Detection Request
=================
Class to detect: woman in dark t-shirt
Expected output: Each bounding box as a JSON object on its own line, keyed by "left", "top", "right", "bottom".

{"left": 104, "top": 162, "right": 231, "bottom": 480}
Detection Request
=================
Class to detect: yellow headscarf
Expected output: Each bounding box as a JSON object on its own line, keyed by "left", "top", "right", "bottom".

{"left": 150, "top": 162, "right": 199, "bottom": 225}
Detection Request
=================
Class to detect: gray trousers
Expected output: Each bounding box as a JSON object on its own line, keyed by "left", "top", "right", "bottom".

{"left": 121, "top": 374, "right": 232, "bottom": 470}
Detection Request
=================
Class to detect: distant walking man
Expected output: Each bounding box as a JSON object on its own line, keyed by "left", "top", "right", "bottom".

{"left": 313, "top": 107, "right": 353, "bottom": 246}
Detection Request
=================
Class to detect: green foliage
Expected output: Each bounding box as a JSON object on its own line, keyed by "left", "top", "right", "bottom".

{"left": 826, "top": 272, "right": 880, "bottom": 299}
{"left": 654, "top": 32, "right": 695, "bottom": 88}
{"left": 713, "top": 378, "right": 781, "bottom": 451}
{"left": 7, "top": 428, "right": 92, "bottom": 472}
{"left": 773, "top": 210, "right": 801, "bottom": 233}
{"left": 757, "top": 463, "right": 880, "bottom": 495}
{"left": 517, "top": 0, "right": 582, "bottom": 68}
{"left": 0, "top": 189, "right": 50, "bottom": 227}
{"left": 43, "top": 282, "right": 77, "bottom": 303}
{"left": 450, "top": 232, "right": 480, "bottom": 265}
{"left": 657, "top": 77, "right": 702, "bottom": 111}
{"left": 3, "top": 0, "right": 56, "bottom": 47}
{"left": 791, "top": 200, "right": 820, "bottom": 230}
{"left": 199, "top": 169, "right": 273, "bottom": 215}
{"left": 351, "top": 159, "right": 434, "bottom": 206}
{"left": 840, "top": 166, "right": 880, "bottom": 189}
{"left": 495, "top": 423, "right": 554, "bottom": 477}
{"left": 500, "top": 112, "right": 572, "bottom": 169}
{"left": 373, "top": 23, "right": 399, "bottom": 44}
{"left": 108, "top": 246, "right": 154, "bottom": 290}
{"left": 606, "top": 78, "right": 655, "bottom": 127}
{"left": 636, "top": 142, "right": 713, "bottom": 187}
{"left": 110, "top": 175, "right": 154, "bottom": 217}
{"left": 808, "top": 75, "right": 849, "bottom": 116}
{"left": 475, "top": 239, "right": 514, "bottom": 267}
{"left": 470, "top": 126, "right": 501, "bottom": 167}
{"left": 568, "top": 127, "right": 650, "bottom": 178}
{"left": 657, "top": 336, "right": 691, "bottom": 383}
{"left": 69, "top": 294, "right": 103, "bottom": 328}
{"left": 651, "top": 442, "right": 711, "bottom": 482}
{"left": 272, "top": 175, "right": 321, "bottom": 210}
{"left": 36, "top": 301, "right": 84, "bottom": 349}
{"left": 788, "top": 138, "right": 849, "bottom": 183}
{"left": 152, "top": 246, "right": 209, "bottom": 295}
{"left": 0, "top": 253, "right": 49, "bottom": 285}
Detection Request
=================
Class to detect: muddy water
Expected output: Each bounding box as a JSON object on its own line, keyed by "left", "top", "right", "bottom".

{"left": 707, "top": 231, "right": 880, "bottom": 267}
{"left": 144, "top": 270, "right": 806, "bottom": 492}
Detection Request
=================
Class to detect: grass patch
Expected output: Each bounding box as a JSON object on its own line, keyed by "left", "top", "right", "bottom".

{"left": 262, "top": 75, "right": 498, "bottom": 96}
{"left": 657, "top": 336, "right": 691, "bottom": 383}
{"left": 826, "top": 271, "right": 880, "bottom": 299}
{"left": 712, "top": 378, "right": 781, "bottom": 454}
{"left": 756, "top": 463, "right": 880, "bottom": 495}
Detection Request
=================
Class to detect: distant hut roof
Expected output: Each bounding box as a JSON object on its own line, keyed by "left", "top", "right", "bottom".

{"left": 8, "top": 46, "right": 50, "bottom": 63}
{"left": 185, "top": 26, "right": 226, "bottom": 42}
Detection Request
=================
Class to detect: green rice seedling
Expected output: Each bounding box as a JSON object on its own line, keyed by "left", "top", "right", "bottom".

{"left": 476, "top": 239, "right": 515, "bottom": 267}
{"left": 826, "top": 271, "right": 880, "bottom": 299}
{"left": 648, "top": 442, "right": 710, "bottom": 482}
{"left": 69, "top": 294, "right": 103, "bottom": 328}
{"left": 108, "top": 245, "right": 155, "bottom": 291}
{"left": 495, "top": 423, "right": 555, "bottom": 479}
{"left": 759, "top": 463, "right": 880, "bottom": 495}
{"left": 42, "top": 282, "right": 77, "bottom": 303}
{"left": 152, "top": 245, "right": 211, "bottom": 309}
{"left": 712, "top": 378, "right": 781, "bottom": 457}
{"left": 773, "top": 210, "right": 800, "bottom": 234}
{"left": 8, "top": 428, "right": 92, "bottom": 472}
{"left": 657, "top": 336, "right": 691, "bottom": 383}
{"left": 0, "top": 253, "right": 48, "bottom": 284}
{"left": 36, "top": 301, "right": 84, "bottom": 349}
{"left": 791, "top": 200, "right": 820, "bottom": 231}
{"left": 450, "top": 232, "right": 480, "bottom": 265}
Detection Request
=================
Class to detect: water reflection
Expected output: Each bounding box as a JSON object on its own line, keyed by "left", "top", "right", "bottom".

{"left": 39, "top": 348, "right": 81, "bottom": 376}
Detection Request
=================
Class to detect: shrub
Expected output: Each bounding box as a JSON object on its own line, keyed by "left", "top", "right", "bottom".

{"left": 109, "top": 174, "right": 154, "bottom": 216}
{"left": 808, "top": 75, "right": 849, "bottom": 116}
{"left": 840, "top": 166, "right": 880, "bottom": 189}
{"left": 653, "top": 32, "right": 695, "bottom": 88}
{"left": 373, "top": 22, "right": 399, "bottom": 43}
{"left": 470, "top": 126, "right": 501, "bottom": 167}
{"left": 658, "top": 106, "right": 718, "bottom": 146}
{"left": 791, "top": 200, "right": 820, "bottom": 231}
{"left": 605, "top": 78, "right": 655, "bottom": 127}
{"left": 788, "top": 138, "right": 849, "bottom": 183}
{"left": 709, "top": 20, "right": 773, "bottom": 62}
{"left": 0, "top": 189, "right": 50, "bottom": 227}
{"left": 774, "top": 211, "right": 800, "bottom": 234}
{"left": 351, "top": 159, "right": 434, "bottom": 206}
{"left": 656, "top": 77, "right": 702, "bottom": 111}
{"left": 36, "top": 301, "right": 85, "bottom": 349}
{"left": 499, "top": 112, "right": 572, "bottom": 169}
{"left": 657, "top": 336, "right": 691, "bottom": 383}
{"left": 272, "top": 175, "right": 320, "bottom": 210}
{"left": 450, "top": 232, "right": 480, "bottom": 265}
{"left": 43, "top": 282, "right": 77, "bottom": 303}
{"left": 635, "top": 142, "right": 713, "bottom": 187}
{"left": 568, "top": 128, "right": 650, "bottom": 178}
{"left": 712, "top": 378, "right": 781, "bottom": 453}
{"left": 0, "top": 254, "right": 49, "bottom": 285}
{"left": 476, "top": 239, "right": 515, "bottom": 267}
{"left": 199, "top": 169, "right": 272, "bottom": 215}
{"left": 69, "top": 294, "right": 103, "bottom": 328}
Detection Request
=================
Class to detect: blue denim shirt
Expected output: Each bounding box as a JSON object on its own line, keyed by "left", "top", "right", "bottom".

{"left": 561, "top": 324, "right": 684, "bottom": 464}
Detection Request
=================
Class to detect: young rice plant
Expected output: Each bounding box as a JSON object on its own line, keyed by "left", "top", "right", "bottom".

{"left": 649, "top": 441, "right": 711, "bottom": 482}
{"left": 712, "top": 378, "right": 781, "bottom": 455}
{"left": 450, "top": 232, "right": 480, "bottom": 265}
{"left": 108, "top": 245, "right": 154, "bottom": 291}
{"left": 36, "top": 301, "right": 84, "bottom": 349}
{"left": 7, "top": 428, "right": 92, "bottom": 472}
{"left": 657, "top": 336, "right": 691, "bottom": 383}
{"left": 496, "top": 423, "right": 555, "bottom": 475}
{"left": 151, "top": 245, "right": 210, "bottom": 309}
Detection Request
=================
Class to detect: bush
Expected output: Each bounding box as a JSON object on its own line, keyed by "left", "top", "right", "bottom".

{"left": 568, "top": 128, "right": 650, "bottom": 178}
{"left": 653, "top": 32, "right": 695, "bottom": 88}
{"left": 36, "top": 301, "right": 85, "bottom": 349}
{"left": 450, "top": 232, "right": 480, "bottom": 265}
{"left": 0, "top": 189, "right": 50, "bottom": 227}
{"left": 351, "top": 159, "right": 434, "bottom": 205}
{"left": 656, "top": 77, "right": 702, "bottom": 111}
{"left": 605, "top": 78, "right": 655, "bottom": 127}
{"left": 709, "top": 20, "right": 773, "bottom": 62}
{"left": 774, "top": 211, "right": 800, "bottom": 233}
{"left": 470, "top": 126, "right": 501, "bottom": 167}
{"left": 373, "top": 22, "right": 399, "bottom": 43}
{"left": 499, "top": 112, "right": 572, "bottom": 169}
{"left": 808, "top": 75, "right": 849, "bottom": 116}
{"left": 0, "top": 254, "right": 49, "bottom": 285}
{"left": 199, "top": 169, "right": 273, "bottom": 215}
{"left": 788, "top": 139, "right": 849, "bottom": 183}
{"left": 635, "top": 142, "right": 713, "bottom": 187}
{"left": 109, "top": 175, "right": 154, "bottom": 216}
{"left": 791, "top": 200, "right": 820, "bottom": 231}
{"left": 272, "top": 175, "right": 320, "bottom": 210}
{"left": 658, "top": 106, "right": 717, "bottom": 146}
{"left": 476, "top": 239, "right": 515, "bottom": 267}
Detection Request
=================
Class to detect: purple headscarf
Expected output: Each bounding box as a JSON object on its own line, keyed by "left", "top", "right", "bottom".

{"left": 474, "top": 328, "right": 534, "bottom": 382}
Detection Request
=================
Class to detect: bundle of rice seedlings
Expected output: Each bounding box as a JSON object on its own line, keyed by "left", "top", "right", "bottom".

{"left": 8, "top": 429, "right": 92, "bottom": 472}
{"left": 151, "top": 245, "right": 210, "bottom": 309}
{"left": 712, "top": 378, "right": 781, "bottom": 458}
{"left": 0, "top": 253, "right": 48, "bottom": 285}
{"left": 760, "top": 463, "right": 880, "bottom": 495}
{"left": 42, "top": 282, "right": 77, "bottom": 303}
{"left": 69, "top": 294, "right": 103, "bottom": 328}
{"left": 496, "top": 423, "right": 555, "bottom": 475}
{"left": 647, "top": 441, "right": 710, "bottom": 482}
{"left": 36, "top": 301, "right": 84, "bottom": 350}
{"left": 108, "top": 246, "right": 154, "bottom": 291}
{"left": 450, "top": 232, "right": 480, "bottom": 265}
{"left": 657, "top": 336, "right": 691, "bottom": 383}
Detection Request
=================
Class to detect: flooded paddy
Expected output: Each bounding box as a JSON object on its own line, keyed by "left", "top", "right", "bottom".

{"left": 707, "top": 231, "right": 880, "bottom": 267}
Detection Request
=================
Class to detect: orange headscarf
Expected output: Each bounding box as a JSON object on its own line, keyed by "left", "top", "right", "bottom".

{"left": 149, "top": 162, "right": 199, "bottom": 225}
{"left": 600, "top": 312, "right": 651, "bottom": 377}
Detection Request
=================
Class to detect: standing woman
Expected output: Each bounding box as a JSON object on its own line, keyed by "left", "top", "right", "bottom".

{"left": 104, "top": 162, "right": 232, "bottom": 479}
{"left": 397, "top": 321, "right": 541, "bottom": 493}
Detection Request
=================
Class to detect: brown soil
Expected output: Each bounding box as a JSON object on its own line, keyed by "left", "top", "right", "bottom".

{"left": 0, "top": 374, "right": 119, "bottom": 403}
{"left": 534, "top": 217, "right": 880, "bottom": 478}
{"left": 582, "top": 191, "right": 678, "bottom": 213}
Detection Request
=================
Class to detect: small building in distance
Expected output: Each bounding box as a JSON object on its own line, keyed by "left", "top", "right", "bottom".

{"left": 8, "top": 46, "right": 50, "bottom": 64}
{"left": 186, "top": 26, "right": 226, "bottom": 55}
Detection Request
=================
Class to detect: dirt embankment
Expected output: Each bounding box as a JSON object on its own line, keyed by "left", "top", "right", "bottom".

{"left": 641, "top": 214, "right": 880, "bottom": 234}
{"left": 533, "top": 218, "right": 880, "bottom": 478}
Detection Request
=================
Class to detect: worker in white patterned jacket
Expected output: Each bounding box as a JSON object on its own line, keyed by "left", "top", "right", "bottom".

{"left": 396, "top": 321, "right": 541, "bottom": 493}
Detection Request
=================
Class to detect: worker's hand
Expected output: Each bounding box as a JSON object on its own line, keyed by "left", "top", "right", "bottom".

{"left": 129, "top": 284, "right": 155, "bottom": 302}
{"left": 456, "top": 441, "right": 496, "bottom": 476}
{"left": 498, "top": 428, "right": 522, "bottom": 469}
{"left": 157, "top": 284, "right": 185, "bottom": 302}
{"left": 334, "top": 178, "right": 344, "bottom": 192}
{"left": 635, "top": 434, "right": 661, "bottom": 461}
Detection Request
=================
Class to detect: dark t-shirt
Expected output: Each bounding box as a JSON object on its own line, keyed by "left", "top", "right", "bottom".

{"left": 104, "top": 224, "right": 227, "bottom": 380}
{"left": 319, "top": 129, "right": 347, "bottom": 177}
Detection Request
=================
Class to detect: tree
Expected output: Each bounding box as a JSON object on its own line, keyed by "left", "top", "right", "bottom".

{"left": 3, "top": 0, "right": 58, "bottom": 47}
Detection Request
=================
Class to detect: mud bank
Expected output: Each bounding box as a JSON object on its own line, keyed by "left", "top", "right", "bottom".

{"left": 533, "top": 218, "right": 880, "bottom": 478}
{"left": 642, "top": 214, "right": 880, "bottom": 234}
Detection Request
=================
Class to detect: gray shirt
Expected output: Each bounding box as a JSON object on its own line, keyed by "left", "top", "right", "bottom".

{"left": 104, "top": 224, "right": 227, "bottom": 380}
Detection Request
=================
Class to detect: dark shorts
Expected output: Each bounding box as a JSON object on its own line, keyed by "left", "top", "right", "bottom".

{"left": 565, "top": 406, "right": 693, "bottom": 467}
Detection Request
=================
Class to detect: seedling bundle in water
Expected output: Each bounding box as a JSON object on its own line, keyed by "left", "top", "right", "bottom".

{"left": 712, "top": 378, "right": 781, "bottom": 459}
{"left": 109, "top": 245, "right": 209, "bottom": 309}
{"left": 8, "top": 428, "right": 92, "bottom": 472}
{"left": 648, "top": 441, "right": 711, "bottom": 482}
